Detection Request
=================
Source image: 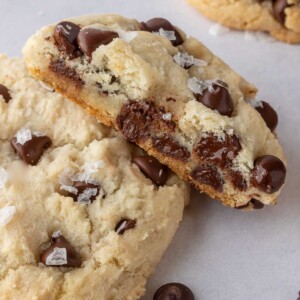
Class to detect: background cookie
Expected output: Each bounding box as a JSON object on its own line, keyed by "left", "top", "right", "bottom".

{"left": 0, "top": 54, "right": 189, "bottom": 300}
{"left": 188, "top": 0, "right": 300, "bottom": 44}
{"left": 23, "top": 14, "right": 286, "bottom": 209}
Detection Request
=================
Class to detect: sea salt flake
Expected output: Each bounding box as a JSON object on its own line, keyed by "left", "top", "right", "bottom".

{"left": 83, "top": 161, "right": 105, "bottom": 175}
{"left": 77, "top": 188, "right": 98, "bottom": 204}
{"left": 155, "top": 28, "right": 176, "bottom": 41}
{"left": 251, "top": 99, "right": 264, "bottom": 108}
{"left": 0, "top": 206, "right": 16, "bottom": 226}
{"left": 52, "top": 230, "right": 62, "bottom": 238}
{"left": 162, "top": 112, "right": 173, "bottom": 121}
{"left": 119, "top": 30, "right": 138, "bottom": 43}
{"left": 60, "top": 185, "right": 78, "bottom": 195}
{"left": 59, "top": 168, "right": 76, "bottom": 186}
{"left": 116, "top": 220, "right": 127, "bottom": 234}
{"left": 15, "top": 128, "right": 32, "bottom": 145}
{"left": 209, "top": 24, "right": 230, "bottom": 37}
{"left": 45, "top": 247, "right": 67, "bottom": 266}
{"left": 173, "top": 52, "right": 207, "bottom": 68}
{"left": 0, "top": 168, "right": 8, "bottom": 189}
{"left": 188, "top": 77, "right": 209, "bottom": 95}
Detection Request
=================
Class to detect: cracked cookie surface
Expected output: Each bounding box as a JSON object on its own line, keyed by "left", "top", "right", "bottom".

{"left": 23, "top": 14, "right": 286, "bottom": 209}
{"left": 0, "top": 54, "right": 189, "bottom": 300}
{"left": 188, "top": 0, "right": 300, "bottom": 44}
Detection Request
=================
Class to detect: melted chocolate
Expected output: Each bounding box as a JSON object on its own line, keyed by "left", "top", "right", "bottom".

{"left": 152, "top": 135, "right": 190, "bottom": 162}
{"left": 194, "top": 133, "right": 241, "bottom": 168}
{"left": 190, "top": 164, "right": 224, "bottom": 192}
{"left": 116, "top": 101, "right": 175, "bottom": 143}
{"left": 49, "top": 60, "right": 84, "bottom": 88}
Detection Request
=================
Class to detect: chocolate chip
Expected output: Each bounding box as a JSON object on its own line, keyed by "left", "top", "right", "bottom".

{"left": 153, "top": 283, "right": 195, "bottom": 300}
{"left": 235, "top": 199, "right": 264, "bottom": 210}
{"left": 132, "top": 155, "right": 169, "bottom": 186}
{"left": 49, "top": 59, "right": 83, "bottom": 88}
{"left": 152, "top": 135, "right": 191, "bottom": 162}
{"left": 77, "top": 28, "right": 119, "bottom": 57}
{"left": 115, "top": 219, "right": 136, "bottom": 235}
{"left": 116, "top": 101, "right": 175, "bottom": 143}
{"left": 140, "top": 18, "right": 183, "bottom": 46}
{"left": 11, "top": 134, "right": 52, "bottom": 166}
{"left": 255, "top": 101, "right": 278, "bottom": 132}
{"left": 273, "top": 0, "right": 288, "bottom": 24}
{"left": 40, "top": 235, "right": 81, "bottom": 267}
{"left": 190, "top": 164, "right": 224, "bottom": 192}
{"left": 68, "top": 181, "right": 101, "bottom": 203}
{"left": 194, "top": 133, "right": 241, "bottom": 168}
{"left": 0, "top": 84, "right": 11, "bottom": 103}
{"left": 54, "top": 21, "right": 81, "bottom": 57}
{"left": 196, "top": 83, "right": 234, "bottom": 117}
{"left": 251, "top": 155, "right": 286, "bottom": 194}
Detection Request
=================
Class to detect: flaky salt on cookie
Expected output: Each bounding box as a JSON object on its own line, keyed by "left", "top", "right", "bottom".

{"left": 0, "top": 55, "right": 189, "bottom": 300}
{"left": 188, "top": 0, "right": 300, "bottom": 44}
{"left": 23, "top": 14, "right": 286, "bottom": 209}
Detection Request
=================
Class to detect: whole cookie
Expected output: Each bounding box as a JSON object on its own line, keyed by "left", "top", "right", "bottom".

{"left": 0, "top": 55, "right": 189, "bottom": 300}
{"left": 188, "top": 0, "right": 300, "bottom": 44}
{"left": 23, "top": 14, "right": 286, "bottom": 209}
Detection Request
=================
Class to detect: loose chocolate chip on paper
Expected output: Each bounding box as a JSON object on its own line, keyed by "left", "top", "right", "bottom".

{"left": 255, "top": 101, "right": 278, "bottom": 132}
{"left": 40, "top": 235, "right": 81, "bottom": 267}
{"left": 132, "top": 155, "right": 169, "bottom": 186}
{"left": 191, "top": 164, "right": 224, "bottom": 192}
{"left": 153, "top": 282, "right": 195, "bottom": 300}
{"left": 115, "top": 219, "right": 136, "bottom": 235}
{"left": 251, "top": 155, "right": 286, "bottom": 194}
{"left": 196, "top": 83, "right": 234, "bottom": 117}
{"left": 0, "top": 84, "right": 11, "bottom": 103}
{"left": 77, "top": 28, "right": 119, "bottom": 57}
{"left": 140, "top": 17, "right": 184, "bottom": 46}
{"left": 273, "top": 0, "right": 288, "bottom": 24}
{"left": 68, "top": 181, "right": 101, "bottom": 203}
{"left": 54, "top": 21, "right": 81, "bottom": 57}
{"left": 10, "top": 135, "right": 52, "bottom": 166}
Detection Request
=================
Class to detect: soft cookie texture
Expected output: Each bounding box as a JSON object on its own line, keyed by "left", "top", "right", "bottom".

{"left": 23, "top": 14, "right": 287, "bottom": 209}
{"left": 188, "top": 0, "right": 300, "bottom": 44}
{"left": 0, "top": 55, "right": 189, "bottom": 300}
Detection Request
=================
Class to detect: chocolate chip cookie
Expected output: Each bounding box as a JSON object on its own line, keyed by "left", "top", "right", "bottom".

{"left": 188, "top": 0, "right": 300, "bottom": 44}
{"left": 0, "top": 54, "right": 189, "bottom": 300}
{"left": 23, "top": 14, "right": 286, "bottom": 209}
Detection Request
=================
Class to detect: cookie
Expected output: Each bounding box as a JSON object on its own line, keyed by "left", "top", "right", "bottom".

{"left": 23, "top": 14, "right": 287, "bottom": 209}
{"left": 188, "top": 0, "right": 300, "bottom": 44}
{"left": 0, "top": 54, "right": 189, "bottom": 300}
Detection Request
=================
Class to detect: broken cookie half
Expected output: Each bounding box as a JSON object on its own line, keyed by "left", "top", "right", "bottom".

{"left": 188, "top": 0, "right": 300, "bottom": 44}
{"left": 23, "top": 14, "right": 287, "bottom": 209}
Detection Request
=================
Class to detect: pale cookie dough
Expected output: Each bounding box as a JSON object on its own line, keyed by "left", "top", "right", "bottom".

{"left": 0, "top": 55, "right": 189, "bottom": 300}
{"left": 188, "top": 0, "right": 300, "bottom": 44}
{"left": 23, "top": 14, "right": 287, "bottom": 209}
